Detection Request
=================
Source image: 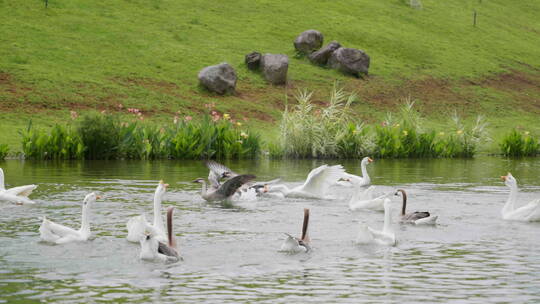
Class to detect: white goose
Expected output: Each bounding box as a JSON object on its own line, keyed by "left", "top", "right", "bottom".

{"left": 349, "top": 185, "right": 391, "bottom": 211}
{"left": 126, "top": 181, "right": 168, "bottom": 243}
{"left": 500, "top": 173, "right": 540, "bottom": 222}
{"left": 0, "top": 168, "right": 38, "bottom": 204}
{"left": 337, "top": 157, "right": 373, "bottom": 187}
{"left": 39, "top": 193, "right": 101, "bottom": 244}
{"left": 267, "top": 164, "right": 345, "bottom": 199}
{"left": 279, "top": 208, "right": 311, "bottom": 253}
{"left": 139, "top": 206, "right": 181, "bottom": 263}
{"left": 355, "top": 198, "right": 396, "bottom": 246}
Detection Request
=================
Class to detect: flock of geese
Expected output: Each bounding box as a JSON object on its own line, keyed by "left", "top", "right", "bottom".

{"left": 1, "top": 157, "right": 540, "bottom": 263}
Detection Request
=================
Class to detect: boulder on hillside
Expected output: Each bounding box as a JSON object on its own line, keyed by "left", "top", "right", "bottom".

{"left": 308, "top": 41, "right": 341, "bottom": 65}
{"left": 261, "top": 54, "right": 289, "bottom": 85}
{"left": 293, "top": 30, "right": 323, "bottom": 54}
{"left": 245, "top": 52, "right": 262, "bottom": 70}
{"left": 328, "top": 48, "right": 370, "bottom": 77}
{"left": 198, "top": 63, "right": 237, "bottom": 94}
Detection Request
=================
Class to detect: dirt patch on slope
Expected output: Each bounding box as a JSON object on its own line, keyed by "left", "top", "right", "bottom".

{"left": 1, "top": 70, "right": 539, "bottom": 122}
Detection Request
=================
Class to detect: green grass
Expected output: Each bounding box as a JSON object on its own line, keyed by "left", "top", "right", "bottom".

{"left": 1, "top": 0, "right": 539, "bottom": 155}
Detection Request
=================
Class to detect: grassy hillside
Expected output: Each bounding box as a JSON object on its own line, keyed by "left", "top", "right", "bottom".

{"left": 1, "top": 0, "right": 539, "bottom": 153}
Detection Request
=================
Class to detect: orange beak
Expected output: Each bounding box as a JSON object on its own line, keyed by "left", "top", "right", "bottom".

{"left": 164, "top": 183, "right": 169, "bottom": 189}
{"left": 368, "top": 157, "right": 374, "bottom": 163}
{"left": 96, "top": 195, "right": 103, "bottom": 199}
{"left": 500, "top": 175, "right": 507, "bottom": 181}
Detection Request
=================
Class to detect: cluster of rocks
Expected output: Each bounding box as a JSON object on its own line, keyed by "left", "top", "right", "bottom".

{"left": 244, "top": 52, "right": 289, "bottom": 85}
{"left": 198, "top": 29, "right": 369, "bottom": 94}
{"left": 295, "top": 29, "right": 370, "bottom": 78}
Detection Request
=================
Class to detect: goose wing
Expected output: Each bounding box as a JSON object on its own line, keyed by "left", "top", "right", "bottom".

{"left": 206, "top": 160, "right": 238, "bottom": 188}
{"left": 5, "top": 185, "right": 37, "bottom": 197}
{"left": 39, "top": 217, "right": 79, "bottom": 238}
{"left": 298, "top": 165, "right": 345, "bottom": 197}
{"left": 158, "top": 241, "right": 180, "bottom": 258}
{"left": 216, "top": 174, "right": 256, "bottom": 198}
{"left": 512, "top": 199, "right": 540, "bottom": 221}
{"left": 0, "top": 192, "right": 36, "bottom": 204}
{"left": 403, "top": 211, "right": 430, "bottom": 222}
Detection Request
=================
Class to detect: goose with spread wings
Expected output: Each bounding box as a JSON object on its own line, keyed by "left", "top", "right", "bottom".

{"left": 193, "top": 172, "right": 256, "bottom": 201}
{"left": 266, "top": 164, "right": 345, "bottom": 199}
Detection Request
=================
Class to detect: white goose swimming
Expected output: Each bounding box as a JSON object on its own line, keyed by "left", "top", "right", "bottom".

{"left": 500, "top": 173, "right": 540, "bottom": 222}
{"left": 0, "top": 168, "right": 38, "bottom": 204}
{"left": 139, "top": 206, "right": 181, "bottom": 263}
{"left": 355, "top": 198, "right": 396, "bottom": 246}
{"left": 279, "top": 208, "right": 311, "bottom": 253}
{"left": 337, "top": 157, "right": 373, "bottom": 187}
{"left": 267, "top": 164, "right": 345, "bottom": 199}
{"left": 126, "top": 181, "right": 168, "bottom": 243}
{"left": 349, "top": 185, "right": 391, "bottom": 211}
{"left": 395, "top": 189, "right": 438, "bottom": 225}
{"left": 39, "top": 193, "right": 101, "bottom": 244}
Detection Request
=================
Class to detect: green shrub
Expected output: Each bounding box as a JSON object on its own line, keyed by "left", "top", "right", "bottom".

{"left": 0, "top": 144, "right": 9, "bottom": 160}
{"left": 500, "top": 129, "right": 539, "bottom": 157}
{"left": 337, "top": 122, "right": 372, "bottom": 158}
{"left": 78, "top": 114, "right": 122, "bottom": 160}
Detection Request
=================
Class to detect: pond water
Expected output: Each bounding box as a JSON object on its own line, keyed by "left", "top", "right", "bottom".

{"left": 1, "top": 157, "right": 539, "bottom": 303}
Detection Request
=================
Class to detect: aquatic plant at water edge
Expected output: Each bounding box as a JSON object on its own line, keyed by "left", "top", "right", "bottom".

{"left": 20, "top": 113, "right": 261, "bottom": 160}
{"left": 21, "top": 122, "right": 84, "bottom": 160}
{"left": 499, "top": 130, "right": 539, "bottom": 157}
{"left": 0, "top": 144, "right": 9, "bottom": 160}
{"left": 373, "top": 101, "right": 437, "bottom": 158}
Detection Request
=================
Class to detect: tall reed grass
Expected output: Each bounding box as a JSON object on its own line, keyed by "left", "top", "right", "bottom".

{"left": 499, "top": 130, "right": 539, "bottom": 157}
{"left": 280, "top": 87, "right": 365, "bottom": 158}
{"left": 0, "top": 144, "right": 9, "bottom": 160}
{"left": 278, "top": 88, "right": 488, "bottom": 159}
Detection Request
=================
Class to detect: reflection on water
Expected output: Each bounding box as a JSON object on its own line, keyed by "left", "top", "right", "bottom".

{"left": 1, "top": 157, "right": 540, "bottom": 303}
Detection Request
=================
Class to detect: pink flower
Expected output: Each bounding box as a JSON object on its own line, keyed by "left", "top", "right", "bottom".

{"left": 70, "top": 111, "right": 78, "bottom": 120}
{"left": 184, "top": 115, "right": 192, "bottom": 122}
{"left": 117, "top": 103, "right": 123, "bottom": 109}
{"left": 212, "top": 114, "right": 220, "bottom": 122}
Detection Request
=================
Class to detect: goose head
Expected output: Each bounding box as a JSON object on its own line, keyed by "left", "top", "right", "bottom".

{"left": 222, "top": 171, "right": 234, "bottom": 178}
{"left": 155, "top": 180, "right": 169, "bottom": 196}
{"left": 83, "top": 192, "right": 101, "bottom": 207}
{"left": 501, "top": 173, "right": 517, "bottom": 188}
{"left": 361, "top": 157, "right": 374, "bottom": 165}
{"left": 394, "top": 189, "right": 406, "bottom": 198}
{"left": 140, "top": 232, "right": 160, "bottom": 258}
{"left": 251, "top": 184, "right": 269, "bottom": 195}
{"left": 192, "top": 178, "right": 206, "bottom": 184}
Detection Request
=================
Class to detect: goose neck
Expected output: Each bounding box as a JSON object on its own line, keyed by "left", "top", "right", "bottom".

{"left": 502, "top": 184, "right": 518, "bottom": 215}
{"left": 0, "top": 169, "right": 5, "bottom": 191}
{"left": 153, "top": 192, "right": 164, "bottom": 230}
{"left": 383, "top": 203, "right": 393, "bottom": 234}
